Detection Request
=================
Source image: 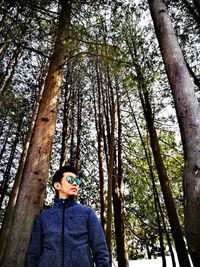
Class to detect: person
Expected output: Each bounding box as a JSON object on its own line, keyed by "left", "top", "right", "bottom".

{"left": 26, "top": 165, "right": 110, "bottom": 267}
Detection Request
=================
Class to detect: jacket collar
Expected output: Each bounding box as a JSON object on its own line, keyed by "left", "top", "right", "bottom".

{"left": 53, "top": 197, "right": 77, "bottom": 209}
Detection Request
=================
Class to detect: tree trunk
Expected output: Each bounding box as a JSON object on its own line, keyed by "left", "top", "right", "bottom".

{"left": 140, "top": 86, "right": 191, "bottom": 267}
{"left": 1, "top": 0, "right": 71, "bottom": 265}
{"left": 105, "top": 67, "right": 115, "bottom": 263}
{"left": 69, "top": 88, "right": 76, "bottom": 166}
{"left": 193, "top": 0, "right": 200, "bottom": 16}
{"left": 98, "top": 69, "right": 106, "bottom": 232}
{"left": 75, "top": 86, "right": 82, "bottom": 170}
{"left": 93, "top": 58, "right": 106, "bottom": 231}
{"left": 0, "top": 45, "right": 22, "bottom": 97}
{"left": 60, "top": 65, "right": 72, "bottom": 167}
{"left": 185, "top": 59, "right": 200, "bottom": 90}
{"left": 0, "top": 118, "right": 22, "bottom": 210}
{"left": 112, "top": 79, "right": 129, "bottom": 267}
{"left": 127, "top": 94, "right": 174, "bottom": 267}
{"left": 148, "top": 0, "right": 200, "bottom": 265}
{"left": 0, "top": 68, "right": 46, "bottom": 263}
{"left": 0, "top": 123, "right": 13, "bottom": 160}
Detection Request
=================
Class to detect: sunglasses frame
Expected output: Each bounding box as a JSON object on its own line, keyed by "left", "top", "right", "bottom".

{"left": 66, "top": 176, "right": 81, "bottom": 186}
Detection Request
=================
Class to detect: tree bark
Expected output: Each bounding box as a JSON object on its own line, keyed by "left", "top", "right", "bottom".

{"left": 75, "top": 86, "right": 82, "bottom": 170}
{"left": 0, "top": 45, "right": 22, "bottom": 97}
{"left": 69, "top": 88, "right": 76, "bottom": 165}
{"left": 97, "top": 69, "right": 106, "bottom": 232}
{"left": 128, "top": 94, "right": 176, "bottom": 266}
{"left": 0, "top": 68, "right": 46, "bottom": 263}
{"left": 148, "top": 0, "right": 200, "bottom": 265}
{"left": 60, "top": 65, "right": 72, "bottom": 167}
{"left": 0, "top": 118, "right": 22, "bottom": 209}
{"left": 1, "top": 0, "right": 71, "bottom": 265}
{"left": 112, "top": 79, "right": 129, "bottom": 267}
{"left": 140, "top": 87, "right": 191, "bottom": 267}
{"left": 93, "top": 58, "right": 106, "bottom": 231}
{"left": 105, "top": 67, "right": 115, "bottom": 263}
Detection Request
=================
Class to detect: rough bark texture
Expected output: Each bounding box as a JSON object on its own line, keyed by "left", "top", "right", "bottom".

{"left": 148, "top": 0, "right": 200, "bottom": 265}
{"left": 1, "top": 1, "right": 71, "bottom": 266}
{"left": 0, "top": 72, "right": 45, "bottom": 263}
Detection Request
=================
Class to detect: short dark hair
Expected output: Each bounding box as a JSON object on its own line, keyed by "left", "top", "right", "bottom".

{"left": 52, "top": 165, "right": 78, "bottom": 186}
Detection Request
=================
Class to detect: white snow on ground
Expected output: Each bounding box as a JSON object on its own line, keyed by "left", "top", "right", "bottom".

{"left": 113, "top": 257, "right": 176, "bottom": 267}
{"left": 113, "top": 256, "right": 193, "bottom": 267}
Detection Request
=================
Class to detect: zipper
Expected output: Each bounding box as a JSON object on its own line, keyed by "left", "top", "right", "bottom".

{"left": 62, "top": 200, "right": 65, "bottom": 267}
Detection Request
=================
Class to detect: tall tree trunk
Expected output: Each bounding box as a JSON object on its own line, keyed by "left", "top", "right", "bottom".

{"left": 102, "top": 80, "right": 110, "bottom": 171}
{"left": 0, "top": 123, "right": 13, "bottom": 160}
{"left": 0, "top": 109, "right": 10, "bottom": 138}
{"left": 105, "top": 67, "right": 115, "bottom": 263}
{"left": 112, "top": 79, "right": 129, "bottom": 267}
{"left": 92, "top": 54, "right": 106, "bottom": 231}
{"left": 0, "top": 45, "right": 22, "bottom": 97}
{"left": 1, "top": 1, "right": 71, "bottom": 265}
{"left": 0, "top": 41, "right": 10, "bottom": 60}
{"left": 148, "top": 1, "right": 200, "bottom": 265}
{"left": 96, "top": 62, "right": 106, "bottom": 232}
{"left": 75, "top": 86, "right": 82, "bottom": 170}
{"left": 69, "top": 88, "right": 76, "bottom": 166}
{"left": 0, "top": 68, "right": 46, "bottom": 263}
{"left": 185, "top": 59, "right": 200, "bottom": 90}
{"left": 60, "top": 65, "right": 72, "bottom": 167}
{"left": 139, "top": 86, "right": 191, "bottom": 267}
{"left": 127, "top": 95, "right": 172, "bottom": 267}
{"left": 0, "top": 117, "right": 22, "bottom": 210}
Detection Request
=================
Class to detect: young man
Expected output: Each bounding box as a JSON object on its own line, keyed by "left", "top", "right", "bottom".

{"left": 26, "top": 165, "right": 110, "bottom": 267}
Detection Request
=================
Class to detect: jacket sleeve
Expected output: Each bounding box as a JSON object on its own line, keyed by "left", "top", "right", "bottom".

{"left": 88, "top": 208, "right": 110, "bottom": 267}
{"left": 26, "top": 214, "right": 43, "bottom": 267}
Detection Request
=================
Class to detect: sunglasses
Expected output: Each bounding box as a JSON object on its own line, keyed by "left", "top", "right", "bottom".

{"left": 66, "top": 176, "right": 81, "bottom": 186}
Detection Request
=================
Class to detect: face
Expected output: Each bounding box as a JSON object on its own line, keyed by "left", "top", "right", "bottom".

{"left": 54, "top": 172, "right": 80, "bottom": 199}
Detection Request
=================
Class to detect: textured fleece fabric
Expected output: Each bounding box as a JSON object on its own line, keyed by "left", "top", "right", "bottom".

{"left": 26, "top": 198, "right": 110, "bottom": 267}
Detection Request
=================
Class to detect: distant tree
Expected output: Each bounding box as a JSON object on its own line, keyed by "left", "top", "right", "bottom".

{"left": 148, "top": 0, "right": 200, "bottom": 265}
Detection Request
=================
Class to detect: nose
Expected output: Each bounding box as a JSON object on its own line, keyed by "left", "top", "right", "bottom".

{"left": 72, "top": 180, "right": 78, "bottom": 185}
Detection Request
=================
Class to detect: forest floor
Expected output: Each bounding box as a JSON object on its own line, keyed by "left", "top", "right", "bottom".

{"left": 112, "top": 256, "right": 179, "bottom": 266}
{"left": 113, "top": 255, "right": 194, "bottom": 266}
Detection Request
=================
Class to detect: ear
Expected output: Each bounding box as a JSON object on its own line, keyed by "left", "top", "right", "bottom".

{"left": 54, "top": 182, "right": 61, "bottom": 191}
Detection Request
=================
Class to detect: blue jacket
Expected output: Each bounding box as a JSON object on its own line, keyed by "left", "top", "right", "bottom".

{"left": 26, "top": 197, "right": 110, "bottom": 267}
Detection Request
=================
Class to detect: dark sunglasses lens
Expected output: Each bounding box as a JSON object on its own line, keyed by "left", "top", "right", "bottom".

{"left": 67, "top": 176, "right": 74, "bottom": 184}
{"left": 76, "top": 178, "right": 81, "bottom": 185}
{"left": 67, "top": 176, "right": 81, "bottom": 185}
